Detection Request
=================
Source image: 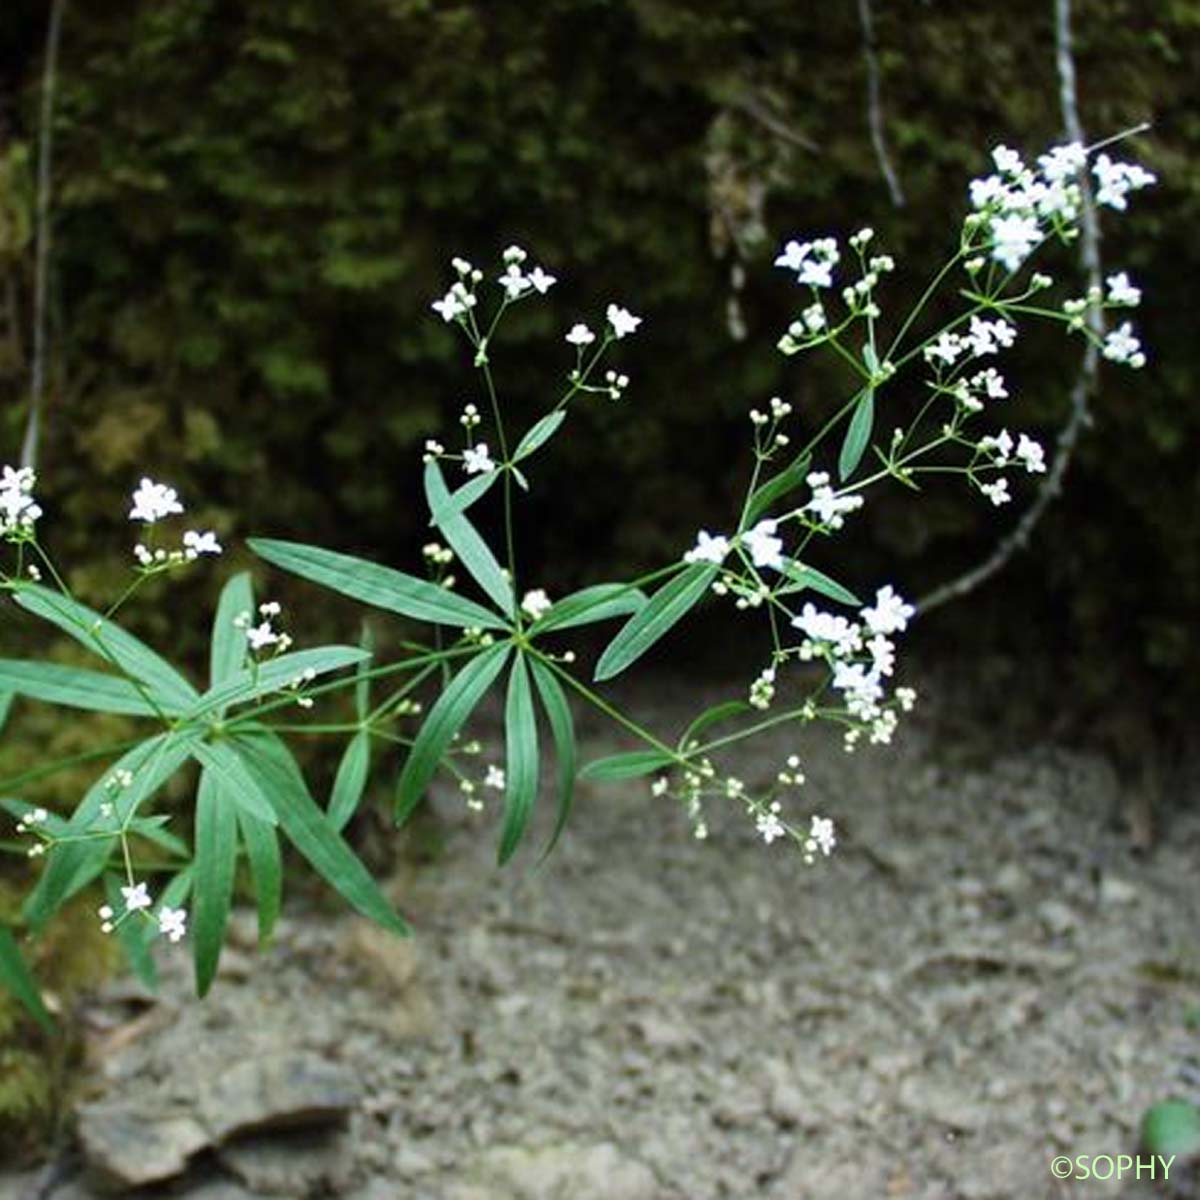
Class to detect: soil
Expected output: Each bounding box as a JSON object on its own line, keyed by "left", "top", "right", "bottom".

{"left": 1, "top": 665, "right": 1198, "bottom": 1199}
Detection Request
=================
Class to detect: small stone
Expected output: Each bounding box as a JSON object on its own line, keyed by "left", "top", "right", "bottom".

{"left": 76, "top": 1104, "right": 209, "bottom": 1190}
{"left": 1098, "top": 874, "right": 1139, "bottom": 905}
{"left": 216, "top": 1128, "right": 354, "bottom": 1197}
{"left": 198, "top": 1052, "right": 360, "bottom": 1142}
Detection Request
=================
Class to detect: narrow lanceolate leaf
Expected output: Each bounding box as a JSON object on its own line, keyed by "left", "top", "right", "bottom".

{"left": 210, "top": 571, "right": 255, "bottom": 691}
{"left": 499, "top": 656, "right": 538, "bottom": 865}
{"left": 248, "top": 538, "right": 506, "bottom": 630}
{"left": 23, "top": 732, "right": 197, "bottom": 932}
{"left": 0, "top": 926, "right": 54, "bottom": 1035}
{"left": 579, "top": 749, "right": 676, "bottom": 781}
{"left": 424, "top": 460, "right": 514, "bottom": 617}
{"left": 531, "top": 584, "right": 648, "bottom": 634}
{"left": 677, "top": 700, "right": 751, "bottom": 752}
{"left": 779, "top": 562, "right": 862, "bottom": 607}
{"left": 13, "top": 585, "right": 199, "bottom": 713}
{"left": 513, "top": 410, "right": 566, "bottom": 462}
{"left": 191, "top": 646, "right": 369, "bottom": 718}
{"left": 190, "top": 740, "right": 277, "bottom": 825}
{"left": 236, "top": 809, "right": 282, "bottom": 946}
{"left": 529, "top": 659, "right": 576, "bottom": 860}
{"left": 838, "top": 388, "right": 875, "bottom": 483}
{"left": 328, "top": 731, "right": 371, "bottom": 833}
{"left": 0, "top": 660, "right": 160, "bottom": 716}
{"left": 192, "top": 769, "right": 239, "bottom": 996}
{"left": 233, "top": 730, "right": 408, "bottom": 936}
{"left": 427, "top": 470, "right": 500, "bottom": 526}
{"left": 395, "top": 643, "right": 511, "bottom": 826}
{"left": 594, "top": 564, "right": 717, "bottom": 683}
{"left": 746, "top": 452, "right": 812, "bottom": 525}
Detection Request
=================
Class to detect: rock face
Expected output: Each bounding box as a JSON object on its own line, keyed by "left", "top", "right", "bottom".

{"left": 74, "top": 1053, "right": 359, "bottom": 1194}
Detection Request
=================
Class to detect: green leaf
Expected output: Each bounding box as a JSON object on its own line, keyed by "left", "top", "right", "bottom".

{"left": 580, "top": 749, "right": 676, "bottom": 781}
{"left": 499, "top": 656, "right": 538, "bottom": 865}
{"left": 233, "top": 730, "right": 409, "bottom": 936}
{"left": 529, "top": 659, "right": 575, "bottom": 860}
{"left": 513, "top": 410, "right": 566, "bottom": 461}
{"left": 531, "top": 584, "right": 648, "bottom": 634}
{"left": 838, "top": 389, "right": 874, "bottom": 483}
{"left": 779, "top": 563, "right": 862, "bottom": 607}
{"left": 746, "top": 452, "right": 812, "bottom": 524}
{"left": 0, "top": 660, "right": 160, "bottom": 716}
{"left": 189, "top": 740, "right": 278, "bottom": 825}
{"left": 395, "top": 643, "right": 511, "bottom": 825}
{"left": 427, "top": 470, "right": 500, "bottom": 525}
{"left": 191, "top": 646, "right": 368, "bottom": 717}
{"left": 23, "top": 733, "right": 197, "bottom": 931}
{"left": 249, "top": 538, "right": 506, "bottom": 630}
{"left": 594, "top": 564, "right": 717, "bottom": 682}
{"left": 236, "top": 809, "right": 282, "bottom": 946}
{"left": 424, "top": 460, "right": 514, "bottom": 617}
{"left": 1141, "top": 1100, "right": 1200, "bottom": 1160}
{"left": 192, "top": 769, "right": 238, "bottom": 996}
{"left": 210, "top": 571, "right": 255, "bottom": 690}
{"left": 328, "top": 731, "right": 371, "bottom": 833}
{"left": 0, "top": 926, "right": 54, "bottom": 1035}
{"left": 677, "top": 700, "right": 751, "bottom": 751}
{"left": 13, "top": 585, "right": 199, "bottom": 713}
{"left": 862, "top": 342, "right": 879, "bottom": 373}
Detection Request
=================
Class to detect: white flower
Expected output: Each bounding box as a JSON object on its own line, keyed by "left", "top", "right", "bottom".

{"left": 924, "top": 331, "right": 965, "bottom": 366}
{"left": 1093, "top": 154, "right": 1157, "bottom": 212}
{"left": 683, "top": 530, "right": 730, "bottom": 565}
{"left": 791, "top": 604, "right": 861, "bottom": 657}
{"left": 742, "top": 519, "right": 785, "bottom": 571}
{"left": 979, "top": 429, "right": 1014, "bottom": 466}
{"left": 498, "top": 263, "right": 531, "bottom": 299}
{"left": 502, "top": 245, "right": 528, "bottom": 265}
{"left": 1102, "top": 322, "right": 1146, "bottom": 368}
{"left": 121, "top": 882, "right": 152, "bottom": 913}
{"left": 1105, "top": 272, "right": 1141, "bottom": 307}
{"left": 0, "top": 465, "right": 42, "bottom": 536}
{"left": 867, "top": 634, "right": 896, "bottom": 677}
{"left": 158, "top": 906, "right": 187, "bottom": 942}
{"left": 484, "top": 764, "right": 506, "bottom": 790}
{"left": 606, "top": 304, "right": 642, "bottom": 339}
{"left": 246, "top": 621, "right": 280, "bottom": 650}
{"left": 804, "top": 474, "right": 863, "bottom": 528}
{"left": 520, "top": 588, "right": 552, "bottom": 621}
{"left": 527, "top": 266, "right": 556, "bottom": 294}
{"left": 129, "top": 478, "right": 183, "bottom": 524}
{"left": 182, "top": 530, "right": 222, "bottom": 557}
{"left": 431, "top": 288, "right": 468, "bottom": 322}
{"left": 971, "top": 368, "right": 1008, "bottom": 400}
{"left": 992, "top": 145, "right": 1025, "bottom": 176}
{"left": 463, "top": 443, "right": 496, "bottom": 475}
{"left": 806, "top": 815, "right": 836, "bottom": 858}
{"left": 989, "top": 213, "right": 1042, "bottom": 272}
{"left": 749, "top": 666, "right": 776, "bottom": 711}
{"left": 1015, "top": 433, "right": 1046, "bottom": 474}
{"left": 861, "top": 585, "right": 914, "bottom": 636}
{"left": 980, "top": 478, "right": 1011, "bottom": 506}
{"left": 565, "top": 323, "right": 596, "bottom": 346}
{"left": 756, "top": 802, "right": 786, "bottom": 844}
{"left": 967, "top": 316, "right": 1017, "bottom": 358}
{"left": 774, "top": 237, "right": 840, "bottom": 289}
{"left": 1037, "top": 142, "right": 1086, "bottom": 184}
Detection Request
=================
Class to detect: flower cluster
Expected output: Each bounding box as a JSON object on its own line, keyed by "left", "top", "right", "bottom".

{"left": 128, "top": 477, "right": 222, "bottom": 571}
{"left": 0, "top": 466, "right": 42, "bottom": 540}
{"left": 98, "top": 883, "right": 187, "bottom": 943}
{"left": 234, "top": 601, "right": 293, "bottom": 655}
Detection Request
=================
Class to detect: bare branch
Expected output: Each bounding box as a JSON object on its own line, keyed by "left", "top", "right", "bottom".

{"left": 21, "top": 0, "right": 67, "bottom": 473}
{"left": 856, "top": 0, "right": 905, "bottom": 208}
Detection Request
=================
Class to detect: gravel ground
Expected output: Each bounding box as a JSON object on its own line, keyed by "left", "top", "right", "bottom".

{"left": 2, "top": 667, "right": 1198, "bottom": 1199}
